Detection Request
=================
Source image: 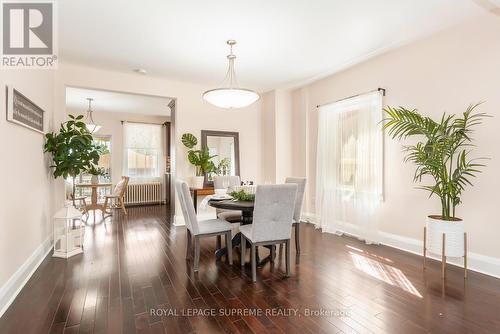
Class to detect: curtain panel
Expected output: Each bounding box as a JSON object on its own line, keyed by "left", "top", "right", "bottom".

{"left": 315, "top": 91, "right": 383, "bottom": 244}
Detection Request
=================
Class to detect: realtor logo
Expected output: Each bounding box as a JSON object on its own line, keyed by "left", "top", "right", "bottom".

{"left": 1, "top": 1, "right": 57, "bottom": 68}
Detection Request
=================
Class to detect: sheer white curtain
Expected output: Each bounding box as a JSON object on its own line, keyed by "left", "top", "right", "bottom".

{"left": 123, "top": 122, "right": 164, "bottom": 183}
{"left": 315, "top": 91, "right": 383, "bottom": 244}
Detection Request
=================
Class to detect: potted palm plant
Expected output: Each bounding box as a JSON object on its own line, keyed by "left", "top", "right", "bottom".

{"left": 181, "top": 133, "right": 217, "bottom": 189}
{"left": 383, "top": 104, "right": 489, "bottom": 258}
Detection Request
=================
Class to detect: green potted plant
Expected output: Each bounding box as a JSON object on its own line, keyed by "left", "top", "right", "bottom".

{"left": 87, "top": 164, "right": 105, "bottom": 184}
{"left": 383, "top": 103, "right": 489, "bottom": 258}
{"left": 181, "top": 133, "right": 217, "bottom": 189}
{"left": 44, "top": 114, "right": 103, "bottom": 206}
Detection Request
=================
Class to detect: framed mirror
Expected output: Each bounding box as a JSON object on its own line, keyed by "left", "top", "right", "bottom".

{"left": 201, "top": 130, "right": 240, "bottom": 186}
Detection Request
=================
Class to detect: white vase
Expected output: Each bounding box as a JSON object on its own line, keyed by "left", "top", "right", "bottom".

{"left": 426, "top": 216, "right": 465, "bottom": 257}
{"left": 191, "top": 176, "right": 204, "bottom": 189}
{"left": 91, "top": 175, "right": 98, "bottom": 184}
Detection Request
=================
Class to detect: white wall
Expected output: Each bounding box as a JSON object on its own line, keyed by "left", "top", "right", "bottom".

{"left": 261, "top": 91, "right": 276, "bottom": 183}
{"left": 275, "top": 90, "right": 294, "bottom": 183}
{"left": 0, "top": 69, "right": 55, "bottom": 314}
{"left": 290, "top": 15, "right": 500, "bottom": 272}
{"left": 261, "top": 89, "right": 295, "bottom": 183}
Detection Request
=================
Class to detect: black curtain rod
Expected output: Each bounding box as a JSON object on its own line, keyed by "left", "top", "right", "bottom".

{"left": 316, "top": 87, "right": 386, "bottom": 108}
{"left": 121, "top": 120, "right": 166, "bottom": 126}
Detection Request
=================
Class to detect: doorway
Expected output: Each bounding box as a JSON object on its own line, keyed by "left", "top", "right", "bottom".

{"left": 64, "top": 86, "right": 176, "bottom": 215}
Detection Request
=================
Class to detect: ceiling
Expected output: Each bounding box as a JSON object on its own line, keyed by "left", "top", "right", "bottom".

{"left": 65, "top": 87, "right": 171, "bottom": 116}
{"left": 59, "top": 0, "right": 487, "bottom": 91}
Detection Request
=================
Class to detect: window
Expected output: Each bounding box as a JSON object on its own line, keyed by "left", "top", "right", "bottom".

{"left": 123, "top": 122, "right": 163, "bottom": 181}
{"left": 93, "top": 136, "right": 112, "bottom": 182}
{"left": 75, "top": 136, "right": 112, "bottom": 199}
{"left": 315, "top": 91, "right": 383, "bottom": 243}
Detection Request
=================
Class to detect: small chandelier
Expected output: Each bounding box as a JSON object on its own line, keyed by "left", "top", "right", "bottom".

{"left": 84, "top": 98, "right": 101, "bottom": 133}
{"left": 202, "top": 40, "right": 260, "bottom": 109}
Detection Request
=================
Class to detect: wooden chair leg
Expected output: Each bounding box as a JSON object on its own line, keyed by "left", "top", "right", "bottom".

{"left": 464, "top": 232, "right": 468, "bottom": 279}
{"left": 441, "top": 233, "right": 446, "bottom": 280}
{"left": 423, "top": 227, "right": 427, "bottom": 270}
{"left": 241, "top": 237, "right": 246, "bottom": 267}
{"left": 226, "top": 232, "right": 233, "bottom": 265}
{"left": 80, "top": 199, "right": 89, "bottom": 223}
{"left": 120, "top": 197, "right": 127, "bottom": 215}
{"left": 103, "top": 197, "right": 108, "bottom": 212}
{"left": 251, "top": 244, "right": 257, "bottom": 282}
{"left": 82, "top": 198, "right": 88, "bottom": 215}
{"left": 194, "top": 236, "right": 200, "bottom": 272}
{"left": 216, "top": 235, "right": 222, "bottom": 250}
{"left": 295, "top": 223, "right": 301, "bottom": 255}
{"left": 186, "top": 230, "right": 192, "bottom": 259}
{"left": 285, "top": 239, "right": 291, "bottom": 277}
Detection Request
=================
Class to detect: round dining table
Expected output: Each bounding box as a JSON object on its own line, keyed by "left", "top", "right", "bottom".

{"left": 75, "top": 182, "right": 112, "bottom": 223}
{"left": 208, "top": 199, "right": 273, "bottom": 266}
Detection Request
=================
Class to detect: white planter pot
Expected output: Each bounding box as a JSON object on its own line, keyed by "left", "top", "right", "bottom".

{"left": 91, "top": 175, "right": 98, "bottom": 184}
{"left": 426, "top": 216, "right": 465, "bottom": 257}
{"left": 191, "top": 176, "right": 204, "bottom": 189}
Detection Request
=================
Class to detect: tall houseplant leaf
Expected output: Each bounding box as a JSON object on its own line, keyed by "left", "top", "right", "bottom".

{"left": 181, "top": 133, "right": 217, "bottom": 177}
{"left": 383, "top": 104, "right": 489, "bottom": 220}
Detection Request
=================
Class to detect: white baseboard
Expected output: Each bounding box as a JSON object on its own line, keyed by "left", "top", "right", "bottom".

{"left": 0, "top": 235, "right": 53, "bottom": 318}
{"left": 302, "top": 212, "right": 500, "bottom": 279}
{"left": 173, "top": 215, "right": 186, "bottom": 226}
{"left": 173, "top": 213, "right": 217, "bottom": 227}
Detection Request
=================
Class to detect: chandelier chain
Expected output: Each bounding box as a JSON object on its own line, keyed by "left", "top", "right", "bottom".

{"left": 85, "top": 98, "right": 97, "bottom": 128}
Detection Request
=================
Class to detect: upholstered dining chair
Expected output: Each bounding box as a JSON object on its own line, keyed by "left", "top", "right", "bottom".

{"left": 285, "top": 177, "right": 307, "bottom": 254}
{"left": 103, "top": 176, "right": 129, "bottom": 216}
{"left": 213, "top": 175, "right": 242, "bottom": 222}
{"left": 213, "top": 175, "right": 242, "bottom": 250}
{"left": 176, "top": 180, "right": 233, "bottom": 271}
{"left": 240, "top": 184, "right": 297, "bottom": 282}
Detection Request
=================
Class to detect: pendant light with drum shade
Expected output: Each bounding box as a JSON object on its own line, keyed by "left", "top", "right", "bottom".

{"left": 84, "top": 98, "right": 101, "bottom": 133}
{"left": 202, "top": 40, "right": 260, "bottom": 109}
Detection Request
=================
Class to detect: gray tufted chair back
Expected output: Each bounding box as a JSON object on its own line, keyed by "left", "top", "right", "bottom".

{"left": 285, "top": 177, "right": 307, "bottom": 222}
{"left": 213, "top": 175, "right": 241, "bottom": 190}
{"left": 250, "top": 184, "right": 297, "bottom": 243}
{"left": 175, "top": 180, "right": 200, "bottom": 235}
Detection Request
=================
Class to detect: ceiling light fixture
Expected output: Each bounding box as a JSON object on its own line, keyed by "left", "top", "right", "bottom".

{"left": 202, "top": 40, "right": 260, "bottom": 109}
{"left": 84, "top": 98, "right": 101, "bottom": 133}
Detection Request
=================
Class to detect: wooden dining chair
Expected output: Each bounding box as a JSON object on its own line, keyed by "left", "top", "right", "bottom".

{"left": 240, "top": 184, "right": 297, "bottom": 282}
{"left": 176, "top": 180, "right": 233, "bottom": 271}
{"left": 73, "top": 196, "right": 89, "bottom": 216}
{"left": 103, "top": 176, "right": 129, "bottom": 216}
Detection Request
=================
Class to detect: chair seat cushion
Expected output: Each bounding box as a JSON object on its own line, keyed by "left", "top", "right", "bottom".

{"left": 240, "top": 223, "right": 293, "bottom": 243}
{"left": 217, "top": 210, "right": 242, "bottom": 222}
{"left": 195, "top": 219, "right": 233, "bottom": 235}
{"left": 105, "top": 195, "right": 120, "bottom": 198}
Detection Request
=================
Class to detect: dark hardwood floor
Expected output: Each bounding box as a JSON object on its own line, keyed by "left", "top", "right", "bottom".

{"left": 1, "top": 205, "right": 500, "bottom": 334}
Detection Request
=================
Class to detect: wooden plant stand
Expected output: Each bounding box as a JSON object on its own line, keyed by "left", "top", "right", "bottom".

{"left": 423, "top": 227, "right": 468, "bottom": 279}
